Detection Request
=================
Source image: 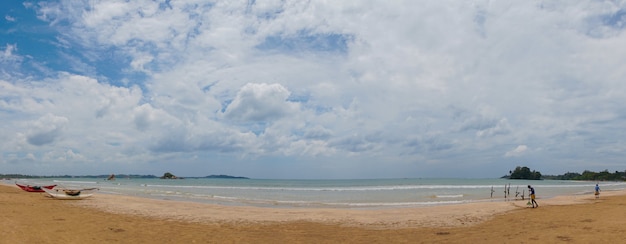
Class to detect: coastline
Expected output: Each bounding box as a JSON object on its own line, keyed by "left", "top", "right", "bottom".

{"left": 71, "top": 187, "right": 626, "bottom": 228}
{"left": 2, "top": 183, "right": 625, "bottom": 243}
{"left": 13, "top": 177, "right": 621, "bottom": 209}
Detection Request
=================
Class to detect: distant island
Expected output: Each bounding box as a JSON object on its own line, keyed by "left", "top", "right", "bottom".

{"left": 502, "top": 166, "right": 542, "bottom": 180}
{"left": 160, "top": 172, "right": 249, "bottom": 179}
{"left": 198, "top": 174, "right": 249, "bottom": 179}
{"left": 160, "top": 172, "right": 180, "bottom": 179}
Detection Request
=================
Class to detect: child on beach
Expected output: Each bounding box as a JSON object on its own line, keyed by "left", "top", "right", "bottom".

{"left": 595, "top": 184, "right": 600, "bottom": 199}
{"left": 528, "top": 185, "right": 538, "bottom": 208}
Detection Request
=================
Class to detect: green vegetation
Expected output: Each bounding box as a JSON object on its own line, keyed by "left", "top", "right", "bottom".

{"left": 543, "top": 170, "right": 626, "bottom": 181}
{"left": 160, "top": 172, "right": 179, "bottom": 179}
{"left": 505, "top": 166, "right": 542, "bottom": 180}
{"left": 201, "top": 175, "right": 249, "bottom": 179}
{"left": 503, "top": 166, "right": 626, "bottom": 181}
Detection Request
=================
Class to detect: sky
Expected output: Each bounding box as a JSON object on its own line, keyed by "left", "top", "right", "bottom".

{"left": 1, "top": 1, "right": 626, "bottom": 179}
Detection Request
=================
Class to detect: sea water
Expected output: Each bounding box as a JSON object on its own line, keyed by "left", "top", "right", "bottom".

{"left": 8, "top": 178, "right": 626, "bottom": 209}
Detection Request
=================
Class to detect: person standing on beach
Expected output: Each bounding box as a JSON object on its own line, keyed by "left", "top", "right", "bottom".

{"left": 595, "top": 184, "right": 600, "bottom": 199}
{"left": 528, "top": 185, "right": 538, "bottom": 208}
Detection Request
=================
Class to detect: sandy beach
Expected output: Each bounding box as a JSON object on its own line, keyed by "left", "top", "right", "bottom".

{"left": 1, "top": 183, "right": 625, "bottom": 243}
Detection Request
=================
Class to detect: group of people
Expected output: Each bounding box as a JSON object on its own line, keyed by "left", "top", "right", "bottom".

{"left": 526, "top": 183, "right": 601, "bottom": 209}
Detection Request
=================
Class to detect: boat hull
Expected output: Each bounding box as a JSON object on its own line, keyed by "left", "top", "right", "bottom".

{"left": 42, "top": 187, "right": 97, "bottom": 200}
{"left": 16, "top": 183, "right": 57, "bottom": 192}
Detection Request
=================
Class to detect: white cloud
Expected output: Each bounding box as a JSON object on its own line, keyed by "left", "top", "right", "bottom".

{"left": 505, "top": 145, "right": 529, "bottom": 158}
{"left": 130, "top": 104, "right": 149, "bottom": 129}
{"left": 1, "top": 44, "right": 22, "bottom": 70}
{"left": 2, "top": 1, "right": 626, "bottom": 178}
{"left": 42, "top": 149, "right": 85, "bottom": 163}
{"left": 222, "top": 83, "right": 299, "bottom": 122}
{"left": 26, "top": 113, "right": 69, "bottom": 146}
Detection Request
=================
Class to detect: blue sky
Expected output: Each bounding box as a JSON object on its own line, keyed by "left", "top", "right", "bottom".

{"left": 1, "top": 1, "right": 626, "bottom": 179}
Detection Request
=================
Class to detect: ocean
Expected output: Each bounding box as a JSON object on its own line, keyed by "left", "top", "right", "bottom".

{"left": 8, "top": 178, "right": 626, "bottom": 209}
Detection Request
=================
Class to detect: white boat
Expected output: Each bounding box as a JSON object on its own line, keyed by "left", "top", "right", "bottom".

{"left": 42, "top": 187, "right": 99, "bottom": 200}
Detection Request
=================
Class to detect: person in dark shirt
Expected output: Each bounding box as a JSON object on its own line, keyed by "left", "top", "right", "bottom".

{"left": 595, "top": 184, "right": 600, "bottom": 199}
{"left": 528, "top": 185, "right": 538, "bottom": 208}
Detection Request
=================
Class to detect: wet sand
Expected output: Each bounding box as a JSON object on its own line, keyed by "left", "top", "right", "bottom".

{"left": 1, "top": 184, "right": 624, "bottom": 243}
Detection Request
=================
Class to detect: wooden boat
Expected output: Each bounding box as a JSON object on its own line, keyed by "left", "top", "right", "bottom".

{"left": 42, "top": 187, "right": 99, "bottom": 200}
{"left": 16, "top": 183, "right": 57, "bottom": 192}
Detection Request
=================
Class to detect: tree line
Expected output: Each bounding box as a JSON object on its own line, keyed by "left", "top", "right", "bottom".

{"left": 543, "top": 170, "right": 626, "bottom": 181}
{"left": 505, "top": 166, "right": 626, "bottom": 181}
{"left": 505, "top": 166, "right": 542, "bottom": 180}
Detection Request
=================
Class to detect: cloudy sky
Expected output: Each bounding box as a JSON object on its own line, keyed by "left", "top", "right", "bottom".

{"left": 1, "top": 1, "right": 625, "bottom": 179}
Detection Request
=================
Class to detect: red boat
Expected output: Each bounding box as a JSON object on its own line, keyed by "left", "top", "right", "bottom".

{"left": 16, "top": 183, "right": 57, "bottom": 192}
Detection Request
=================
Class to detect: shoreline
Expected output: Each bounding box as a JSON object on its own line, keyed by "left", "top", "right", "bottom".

{"left": 74, "top": 187, "right": 626, "bottom": 228}
{"left": 2, "top": 183, "right": 626, "bottom": 242}
{"left": 2, "top": 182, "right": 623, "bottom": 228}
{"left": 9, "top": 177, "right": 623, "bottom": 209}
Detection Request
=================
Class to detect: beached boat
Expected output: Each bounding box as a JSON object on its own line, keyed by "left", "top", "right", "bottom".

{"left": 16, "top": 183, "right": 57, "bottom": 192}
{"left": 42, "top": 187, "right": 99, "bottom": 200}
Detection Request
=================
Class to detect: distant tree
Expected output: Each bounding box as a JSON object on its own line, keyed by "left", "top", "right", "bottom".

{"left": 509, "top": 166, "right": 542, "bottom": 180}
{"left": 509, "top": 166, "right": 530, "bottom": 179}
{"left": 542, "top": 169, "right": 625, "bottom": 181}
{"left": 160, "top": 172, "right": 178, "bottom": 179}
{"left": 559, "top": 172, "right": 582, "bottom": 180}
{"left": 580, "top": 170, "right": 596, "bottom": 180}
{"left": 531, "top": 170, "right": 542, "bottom": 180}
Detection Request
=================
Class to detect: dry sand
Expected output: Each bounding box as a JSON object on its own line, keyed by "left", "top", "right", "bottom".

{"left": 1, "top": 183, "right": 625, "bottom": 243}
